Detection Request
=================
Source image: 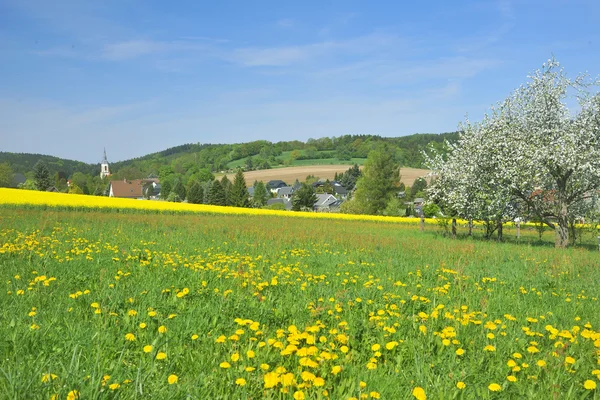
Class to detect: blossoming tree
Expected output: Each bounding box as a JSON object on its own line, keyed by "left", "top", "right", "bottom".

{"left": 428, "top": 59, "right": 600, "bottom": 247}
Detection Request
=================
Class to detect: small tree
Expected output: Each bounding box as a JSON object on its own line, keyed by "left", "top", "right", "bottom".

{"left": 208, "top": 180, "right": 227, "bottom": 206}
{"left": 292, "top": 183, "right": 317, "bottom": 211}
{"left": 229, "top": 169, "right": 250, "bottom": 207}
{"left": 0, "top": 163, "right": 14, "bottom": 188}
{"left": 220, "top": 176, "right": 232, "bottom": 206}
{"left": 166, "top": 192, "right": 182, "bottom": 202}
{"left": 187, "top": 182, "right": 204, "bottom": 204}
{"left": 352, "top": 145, "right": 400, "bottom": 215}
{"left": 68, "top": 184, "right": 84, "bottom": 194}
{"left": 173, "top": 181, "right": 187, "bottom": 201}
{"left": 33, "top": 160, "right": 52, "bottom": 191}
{"left": 160, "top": 181, "right": 172, "bottom": 199}
{"left": 253, "top": 181, "right": 268, "bottom": 208}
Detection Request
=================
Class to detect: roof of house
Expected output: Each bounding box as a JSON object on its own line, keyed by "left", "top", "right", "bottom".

{"left": 333, "top": 184, "right": 348, "bottom": 195}
{"left": 277, "top": 186, "right": 294, "bottom": 196}
{"left": 314, "top": 193, "right": 338, "bottom": 207}
{"left": 414, "top": 197, "right": 425, "bottom": 203}
{"left": 267, "top": 198, "right": 292, "bottom": 210}
{"left": 267, "top": 180, "right": 287, "bottom": 189}
{"left": 110, "top": 179, "right": 144, "bottom": 198}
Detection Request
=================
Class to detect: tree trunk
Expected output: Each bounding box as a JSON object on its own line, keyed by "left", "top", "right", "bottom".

{"left": 497, "top": 220, "right": 503, "bottom": 241}
{"left": 451, "top": 218, "right": 457, "bottom": 239}
{"left": 420, "top": 216, "right": 424, "bottom": 232}
{"left": 468, "top": 219, "right": 473, "bottom": 236}
{"left": 516, "top": 220, "right": 520, "bottom": 240}
{"left": 555, "top": 202, "right": 569, "bottom": 248}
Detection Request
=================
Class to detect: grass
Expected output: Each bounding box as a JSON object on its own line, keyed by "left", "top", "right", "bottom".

{"left": 225, "top": 150, "right": 367, "bottom": 170}
{"left": 1, "top": 207, "right": 600, "bottom": 399}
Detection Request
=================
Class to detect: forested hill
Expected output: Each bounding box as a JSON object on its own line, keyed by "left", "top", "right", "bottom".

{"left": 0, "top": 152, "right": 97, "bottom": 177}
{"left": 1, "top": 132, "right": 459, "bottom": 180}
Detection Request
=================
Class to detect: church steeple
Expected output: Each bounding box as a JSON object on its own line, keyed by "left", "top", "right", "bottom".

{"left": 100, "top": 148, "right": 111, "bottom": 179}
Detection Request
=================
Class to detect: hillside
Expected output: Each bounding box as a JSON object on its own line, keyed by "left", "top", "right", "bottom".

{"left": 0, "top": 132, "right": 457, "bottom": 190}
{"left": 223, "top": 165, "right": 430, "bottom": 186}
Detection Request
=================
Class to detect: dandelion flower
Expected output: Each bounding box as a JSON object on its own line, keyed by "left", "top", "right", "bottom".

{"left": 584, "top": 380, "right": 596, "bottom": 390}
{"left": 41, "top": 373, "right": 58, "bottom": 383}
{"left": 108, "top": 383, "right": 120, "bottom": 390}
{"left": 314, "top": 377, "right": 325, "bottom": 387}
{"left": 143, "top": 345, "right": 153, "bottom": 353}
{"left": 158, "top": 325, "right": 167, "bottom": 334}
{"left": 220, "top": 362, "right": 231, "bottom": 369}
{"left": 293, "top": 391, "right": 305, "bottom": 400}
{"left": 168, "top": 374, "right": 178, "bottom": 384}
{"left": 488, "top": 383, "right": 501, "bottom": 392}
{"left": 456, "top": 381, "right": 466, "bottom": 389}
{"left": 455, "top": 348, "right": 465, "bottom": 356}
{"left": 412, "top": 386, "right": 426, "bottom": 400}
{"left": 156, "top": 352, "right": 167, "bottom": 360}
{"left": 507, "top": 376, "right": 517, "bottom": 382}
{"left": 125, "top": 333, "right": 136, "bottom": 341}
{"left": 235, "top": 378, "right": 246, "bottom": 386}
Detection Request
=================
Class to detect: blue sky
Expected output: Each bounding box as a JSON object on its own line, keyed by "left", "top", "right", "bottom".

{"left": 1, "top": 0, "right": 599, "bottom": 163}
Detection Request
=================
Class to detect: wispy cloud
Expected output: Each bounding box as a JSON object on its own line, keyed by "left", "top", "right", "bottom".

{"left": 228, "top": 33, "right": 399, "bottom": 67}
{"left": 276, "top": 19, "right": 295, "bottom": 28}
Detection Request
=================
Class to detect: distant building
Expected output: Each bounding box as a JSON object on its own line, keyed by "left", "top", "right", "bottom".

{"left": 266, "top": 180, "right": 287, "bottom": 193}
{"left": 266, "top": 198, "right": 292, "bottom": 210}
{"left": 100, "top": 148, "right": 111, "bottom": 179}
{"left": 109, "top": 179, "right": 144, "bottom": 199}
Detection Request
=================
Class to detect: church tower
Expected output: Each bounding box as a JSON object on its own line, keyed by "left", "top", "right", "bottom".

{"left": 100, "top": 148, "right": 111, "bottom": 179}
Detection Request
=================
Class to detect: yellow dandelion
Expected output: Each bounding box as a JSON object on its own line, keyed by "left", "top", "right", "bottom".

{"left": 488, "top": 383, "right": 501, "bottom": 392}
{"left": 412, "top": 386, "right": 426, "bottom": 400}
{"left": 584, "top": 380, "right": 596, "bottom": 390}
{"left": 235, "top": 378, "right": 246, "bottom": 386}
{"left": 168, "top": 374, "right": 178, "bottom": 384}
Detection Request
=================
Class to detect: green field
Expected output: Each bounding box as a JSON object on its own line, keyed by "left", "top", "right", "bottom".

{"left": 226, "top": 151, "right": 367, "bottom": 170}
{"left": 1, "top": 208, "right": 599, "bottom": 399}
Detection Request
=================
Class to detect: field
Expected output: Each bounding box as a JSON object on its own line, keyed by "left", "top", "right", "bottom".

{"left": 225, "top": 151, "right": 367, "bottom": 170}
{"left": 1, "top": 195, "right": 600, "bottom": 399}
{"left": 223, "top": 166, "right": 430, "bottom": 186}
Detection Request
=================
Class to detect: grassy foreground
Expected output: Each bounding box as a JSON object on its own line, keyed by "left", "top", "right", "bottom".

{"left": 1, "top": 208, "right": 599, "bottom": 399}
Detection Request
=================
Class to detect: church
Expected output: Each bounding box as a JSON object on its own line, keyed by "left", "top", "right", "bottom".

{"left": 100, "top": 148, "right": 111, "bottom": 179}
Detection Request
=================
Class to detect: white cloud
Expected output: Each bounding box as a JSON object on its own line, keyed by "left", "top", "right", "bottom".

{"left": 228, "top": 33, "right": 399, "bottom": 67}
{"left": 276, "top": 19, "right": 294, "bottom": 28}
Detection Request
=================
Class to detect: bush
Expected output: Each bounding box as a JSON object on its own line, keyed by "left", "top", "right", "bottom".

{"left": 422, "top": 203, "right": 440, "bottom": 218}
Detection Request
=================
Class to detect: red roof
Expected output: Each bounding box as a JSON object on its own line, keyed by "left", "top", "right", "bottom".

{"left": 110, "top": 179, "right": 144, "bottom": 198}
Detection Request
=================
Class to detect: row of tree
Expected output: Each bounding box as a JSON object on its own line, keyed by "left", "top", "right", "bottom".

{"left": 426, "top": 59, "right": 600, "bottom": 248}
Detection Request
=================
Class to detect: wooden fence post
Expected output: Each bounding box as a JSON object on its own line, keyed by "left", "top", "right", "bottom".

{"left": 452, "top": 218, "right": 457, "bottom": 239}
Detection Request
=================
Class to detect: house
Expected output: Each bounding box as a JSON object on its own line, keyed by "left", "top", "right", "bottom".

{"left": 267, "top": 198, "right": 292, "bottom": 210}
{"left": 314, "top": 193, "right": 338, "bottom": 211}
{"left": 109, "top": 179, "right": 145, "bottom": 199}
{"left": 247, "top": 186, "right": 255, "bottom": 198}
{"left": 267, "top": 180, "right": 288, "bottom": 192}
{"left": 413, "top": 197, "right": 425, "bottom": 217}
{"left": 332, "top": 183, "right": 348, "bottom": 199}
{"left": 276, "top": 186, "right": 294, "bottom": 199}
{"left": 322, "top": 199, "right": 344, "bottom": 212}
